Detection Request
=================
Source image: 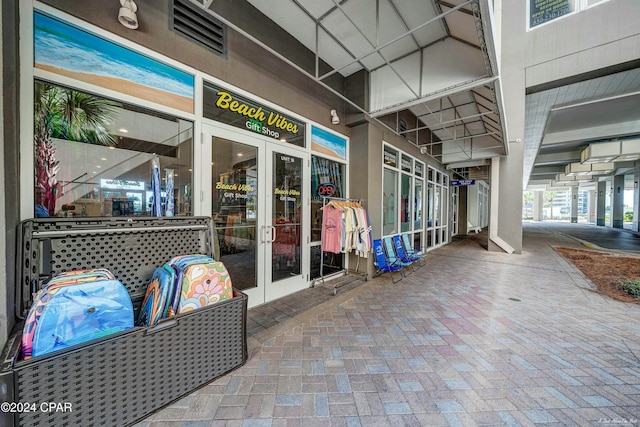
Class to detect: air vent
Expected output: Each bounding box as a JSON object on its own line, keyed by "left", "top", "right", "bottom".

{"left": 171, "top": 0, "right": 226, "bottom": 57}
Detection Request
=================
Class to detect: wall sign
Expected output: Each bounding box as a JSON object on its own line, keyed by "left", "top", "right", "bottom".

{"left": 450, "top": 179, "right": 476, "bottom": 186}
{"left": 529, "top": 0, "right": 572, "bottom": 28}
{"left": 203, "top": 82, "right": 305, "bottom": 147}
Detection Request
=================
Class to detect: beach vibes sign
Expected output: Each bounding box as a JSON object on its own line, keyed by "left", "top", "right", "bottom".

{"left": 34, "top": 11, "right": 195, "bottom": 113}
{"left": 203, "top": 82, "right": 306, "bottom": 148}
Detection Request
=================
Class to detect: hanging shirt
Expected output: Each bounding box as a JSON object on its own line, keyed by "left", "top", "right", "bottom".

{"left": 321, "top": 206, "right": 344, "bottom": 254}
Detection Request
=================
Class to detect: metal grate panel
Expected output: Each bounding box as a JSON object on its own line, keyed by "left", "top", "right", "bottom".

{"left": 171, "top": 0, "right": 226, "bottom": 57}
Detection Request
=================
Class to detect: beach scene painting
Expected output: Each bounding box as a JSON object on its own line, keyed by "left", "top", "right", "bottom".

{"left": 34, "top": 11, "right": 194, "bottom": 113}
{"left": 311, "top": 126, "right": 347, "bottom": 161}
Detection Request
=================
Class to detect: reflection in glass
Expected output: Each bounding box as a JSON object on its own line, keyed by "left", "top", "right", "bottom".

{"left": 427, "top": 182, "right": 434, "bottom": 228}
{"left": 434, "top": 185, "right": 441, "bottom": 228}
{"left": 383, "top": 169, "right": 398, "bottom": 235}
{"left": 33, "top": 80, "right": 193, "bottom": 218}
{"left": 310, "top": 156, "right": 344, "bottom": 242}
{"left": 415, "top": 180, "right": 423, "bottom": 230}
{"left": 272, "top": 152, "right": 302, "bottom": 282}
{"left": 211, "top": 138, "right": 257, "bottom": 291}
{"left": 401, "top": 173, "right": 412, "bottom": 232}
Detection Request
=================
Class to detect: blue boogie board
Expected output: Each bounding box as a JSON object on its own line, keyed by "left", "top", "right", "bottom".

{"left": 138, "top": 264, "right": 179, "bottom": 326}
{"left": 24, "top": 271, "right": 134, "bottom": 359}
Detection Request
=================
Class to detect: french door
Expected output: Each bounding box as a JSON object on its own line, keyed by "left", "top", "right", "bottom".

{"left": 204, "top": 124, "right": 309, "bottom": 308}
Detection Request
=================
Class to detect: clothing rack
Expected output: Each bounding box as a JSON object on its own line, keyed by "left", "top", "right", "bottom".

{"left": 314, "top": 196, "right": 371, "bottom": 295}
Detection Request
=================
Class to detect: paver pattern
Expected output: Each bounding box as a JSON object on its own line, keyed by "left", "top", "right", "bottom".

{"left": 135, "top": 223, "right": 640, "bottom": 426}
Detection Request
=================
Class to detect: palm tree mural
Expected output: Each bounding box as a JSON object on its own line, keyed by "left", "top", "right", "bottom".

{"left": 34, "top": 82, "right": 121, "bottom": 216}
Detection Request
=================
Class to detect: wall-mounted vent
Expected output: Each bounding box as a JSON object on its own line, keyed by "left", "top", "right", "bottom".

{"left": 171, "top": 0, "right": 226, "bottom": 57}
{"left": 399, "top": 119, "right": 408, "bottom": 140}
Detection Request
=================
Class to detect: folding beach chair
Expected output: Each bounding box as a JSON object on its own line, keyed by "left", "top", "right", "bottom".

{"left": 383, "top": 236, "right": 414, "bottom": 274}
{"left": 372, "top": 239, "right": 403, "bottom": 283}
{"left": 399, "top": 234, "right": 426, "bottom": 267}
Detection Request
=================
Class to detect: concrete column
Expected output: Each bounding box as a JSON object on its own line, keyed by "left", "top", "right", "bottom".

{"left": 596, "top": 181, "right": 607, "bottom": 226}
{"left": 588, "top": 190, "right": 596, "bottom": 223}
{"left": 533, "top": 191, "right": 543, "bottom": 221}
{"left": 612, "top": 174, "right": 625, "bottom": 228}
{"left": 570, "top": 186, "right": 578, "bottom": 223}
{"left": 634, "top": 165, "right": 639, "bottom": 232}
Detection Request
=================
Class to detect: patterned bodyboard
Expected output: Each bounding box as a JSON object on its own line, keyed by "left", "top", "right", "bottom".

{"left": 138, "top": 265, "right": 177, "bottom": 327}
{"left": 177, "top": 261, "right": 233, "bottom": 314}
{"left": 23, "top": 270, "right": 133, "bottom": 359}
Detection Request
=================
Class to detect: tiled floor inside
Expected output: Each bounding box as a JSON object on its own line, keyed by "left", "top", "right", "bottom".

{"left": 135, "top": 223, "right": 640, "bottom": 426}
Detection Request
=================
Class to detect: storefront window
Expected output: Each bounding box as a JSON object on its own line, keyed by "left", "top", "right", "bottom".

{"left": 384, "top": 146, "right": 398, "bottom": 168}
{"left": 415, "top": 180, "right": 423, "bottom": 230}
{"left": 33, "top": 81, "right": 193, "bottom": 218}
{"left": 310, "top": 156, "right": 345, "bottom": 242}
{"left": 401, "top": 173, "right": 412, "bottom": 232}
{"left": 211, "top": 138, "right": 258, "bottom": 291}
{"left": 383, "top": 168, "right": 398, "bottom": 235}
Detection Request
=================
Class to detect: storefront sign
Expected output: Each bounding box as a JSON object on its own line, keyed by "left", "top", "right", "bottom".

{"left": 529, "top": 0, "right": 572, "bottom": 28}
{"left": 317, "top": 183, "right": 336, "bottom": 197}
{"left": 450, "top": 179, "right": 476, "bottom": 186}
{"left": 274, "top": 187, "right": 300, "bottom": 202}
{"left": 100, "top": 179, "right": 145, "bottom": 191}
{"left": 401, "top": 157, "right": 412, "bottom": 172}
{"left": 203, "top": 82, "right": 305, "bottom": 147}
{"left": 216, "top": 181, "right": 254, "bottom": 200}
{"left": 384, "top": 150, "right": 397, "bottom": 167}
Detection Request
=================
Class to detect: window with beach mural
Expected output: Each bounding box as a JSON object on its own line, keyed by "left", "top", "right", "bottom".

{"left": 311, "top": 126, "right": 347, "bottom": 161}
{"left": 34, "top": 11, "right": 194, "bottom": 113}
{"left": 34, "top": 80, "right": 194, "bottom": 218}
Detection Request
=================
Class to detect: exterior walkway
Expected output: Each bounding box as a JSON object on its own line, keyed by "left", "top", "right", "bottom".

{"left": 135, "top": 223, "right": 640, "bottom": 426}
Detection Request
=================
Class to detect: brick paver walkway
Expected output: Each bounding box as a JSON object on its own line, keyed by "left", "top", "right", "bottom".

{"left": 136, "top": 223, "right": 640, "bottom": 426}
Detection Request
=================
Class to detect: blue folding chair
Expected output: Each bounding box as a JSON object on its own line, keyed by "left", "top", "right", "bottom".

{"left": 399, "top": 234, "right": 426, "bottom": 267}
{"left": 383, "top": 236, "right": 414, "bottom": 274}
{"left": 392, "top": 235, "right": 422, "bottom": 270}
{"left": 372, "top": 239, "right": 403, "bottom": 283}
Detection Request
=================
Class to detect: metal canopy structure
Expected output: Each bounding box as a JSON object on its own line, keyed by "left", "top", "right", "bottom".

{"left": 190, "top": 0, "right": 508, "bottom": 168}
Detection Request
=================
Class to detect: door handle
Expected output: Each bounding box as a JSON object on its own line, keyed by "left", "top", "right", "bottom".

{"left": 260, "top": 225, "right": 267, "bottom": 243}
{"left": 269, "top": 225, "right": 277, "bottom": 243}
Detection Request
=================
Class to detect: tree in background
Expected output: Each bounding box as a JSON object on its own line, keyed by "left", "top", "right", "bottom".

{"left": 544, "top": 191, "right": 557, "bottom": 220}
{"left": 34, "top": 82, "right": 120, "bottom": 216}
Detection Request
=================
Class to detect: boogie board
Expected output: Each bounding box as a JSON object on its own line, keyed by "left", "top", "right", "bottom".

{"left": 177, "top": 260, "right": 233, "bottom": 314}
{"left": 138, "top": 264, "right": 178, "bottom": 326}
{"left": 22, "top": 269, "right": 133, "bottom": 359}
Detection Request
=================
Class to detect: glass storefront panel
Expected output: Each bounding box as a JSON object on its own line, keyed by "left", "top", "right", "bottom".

{"left": 383, "top": 168, "right": 398, "bottom": 235}
{"left": 401, "top": 173, "right": 412, "bottom": 232}
{"left": 434, "top": 185, "right": 441, "bottom": 228}
{"left": 427, "top": 182, "right": 434, "bottom": 228}
{"left": 415, "top": 180, "right": 423, "bottom": 230}
{"left": 310, "top": 156, "right": 345, "bottom": 242}
{"left": 34, "top": 81, "right": 193, "bottom": 218}
{"left": 211, "top": 137, "right": 258, "bottom": 291}
{"left": 272, "top": 152, "right": 302, "bottom": 282}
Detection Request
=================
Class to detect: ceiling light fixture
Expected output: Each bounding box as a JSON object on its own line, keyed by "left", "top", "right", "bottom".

{"left": 118, "top": 0, "right": 139, "bottom": 30}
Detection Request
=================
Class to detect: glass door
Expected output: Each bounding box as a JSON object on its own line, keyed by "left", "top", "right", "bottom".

{"left": 205, "top": 123, "right": 308, "bottom": 308}
{"left": 265, "top": 146, "right": 308, "bottom": 302}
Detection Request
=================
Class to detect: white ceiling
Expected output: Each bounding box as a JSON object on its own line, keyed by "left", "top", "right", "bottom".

{"left": 194, "top": 0, "right": 507, "bottom": 168}
{"left": 525, "top": 67, "right": 640, "bottom": 191}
